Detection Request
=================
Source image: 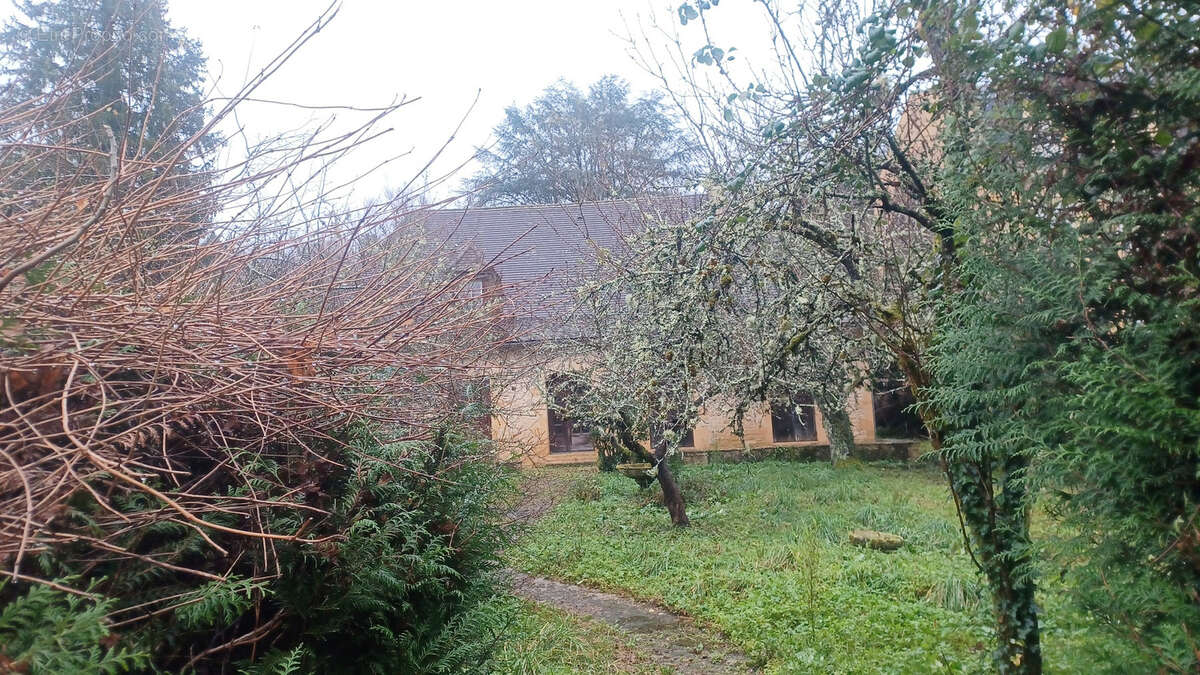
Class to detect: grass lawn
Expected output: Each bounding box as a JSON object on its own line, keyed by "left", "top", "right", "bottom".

{"left": 503, "top": 460, "right": 1146, "bottom": 674}
{"left": 488, "top": 597, "right": 665, "bottom": 674}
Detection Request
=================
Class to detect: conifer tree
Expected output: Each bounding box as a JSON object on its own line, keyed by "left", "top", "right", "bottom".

{"left": 932, "top": 0, "right": 1200, "bottom": 668}
{"left": 0, "top": 0, "right": 214, "bottom": 172}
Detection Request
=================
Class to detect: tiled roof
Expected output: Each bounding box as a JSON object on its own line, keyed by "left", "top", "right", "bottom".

{"left": 412, "top": 195, "right": 703, "bottom": 339}
{"left": 418, "top": 195, "right": 702, "bottom": 289}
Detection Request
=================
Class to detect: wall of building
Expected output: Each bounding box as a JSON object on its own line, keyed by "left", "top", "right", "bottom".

{"left": 490, "top": 355, "right": 879, "bottom": 467}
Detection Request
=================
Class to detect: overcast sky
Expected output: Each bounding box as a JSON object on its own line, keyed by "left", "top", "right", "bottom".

{"left": 163, "top": 0, "right": 777, "bottom": 203}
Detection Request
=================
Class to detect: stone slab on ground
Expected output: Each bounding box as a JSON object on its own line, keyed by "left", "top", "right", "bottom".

{"left": 508, "top": 571, "right": 754, "bottom": 674}
{"left": 849, "top": 529, "right": 905, "bottom": 551}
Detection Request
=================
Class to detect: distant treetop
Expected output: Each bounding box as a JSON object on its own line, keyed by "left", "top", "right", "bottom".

{"left": 0, "top": 0, "right": 214, "bottom": 165}
{"left": 467, "top": 75, "right": 698, "bottom": 206}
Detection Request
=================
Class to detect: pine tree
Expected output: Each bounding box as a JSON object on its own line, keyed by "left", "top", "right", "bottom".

{"left": 0, "top": 0, "right": 215, "bottom": 173}
{"left": 0, "top": 0, "right": 218, "bottom": 253}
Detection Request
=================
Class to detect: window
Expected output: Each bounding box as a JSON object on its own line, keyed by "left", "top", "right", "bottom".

{"left": 650, "top": 419, "right": 695, "bottom": 449}
{"left": 872, "top": 381, "right": 927, "bottom": 439}
{"left": 546, "top": 374, "right": 593, "bottom": 453}
{"left": 678, "top": 427, "right": 696, "bottom": 448}
{"left": 771, "top": 393, "right": 818, "bottom": 442}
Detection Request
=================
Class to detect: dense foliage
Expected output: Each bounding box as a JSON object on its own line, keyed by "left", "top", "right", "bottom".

{"left": 0, "top": 0, "right": 216, "bottom": 166}
{"left": 0, "top": 3, "right": 519, "bottom": 673}
{"left": 0, "top": 580, "right": 147, "bottom": 673}
{"left": 0, "top": 427, "right": 518, "bottom": 674}
{"left": 263, "top": 429, "right": 517, "bottom": 674}
{"left": 931, "top": 0, "right": 1200, "bottom": 668}
{"left": 598, "top": 0, "right": 1200, "bottom": 670}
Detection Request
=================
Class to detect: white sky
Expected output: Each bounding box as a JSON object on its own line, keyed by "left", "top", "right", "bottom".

{"left": 164, "top": 0, "right": 778, "bottom": 203}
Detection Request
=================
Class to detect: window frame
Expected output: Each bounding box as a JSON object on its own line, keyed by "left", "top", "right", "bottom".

{"left": 545, "top": 374, "right": 594, "bottom": 454}
{"left": 770, "top": 393, "right": 818, "bottom": 443}
{"left": 650, "top": 419, "right": 695, "bottom": 450}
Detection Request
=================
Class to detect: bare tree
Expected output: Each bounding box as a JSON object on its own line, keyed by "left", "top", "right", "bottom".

{"left": 616, "top": 0, "right": 1046, "bottom": 669}
{"left": 0, "top": 8, "right": 514, "bottom": 667}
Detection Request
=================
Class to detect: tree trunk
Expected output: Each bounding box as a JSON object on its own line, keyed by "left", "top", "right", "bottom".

{"left": 898, "top": 355, "right": 1041, "bottom": 673}
{"left": 991, "top": 554, "right": 1041, "bottom": 674}
{"left": 617, "top": 426, "right": 689, "bottom": 527}
{"left": 949, "top": 456, "right": 1041, "bottom": 674}
{"left": 816, "top": 398, "right": 855, "bottom": 465}
{"left": 654, "top": 446, "right": 690, "bottom": 527}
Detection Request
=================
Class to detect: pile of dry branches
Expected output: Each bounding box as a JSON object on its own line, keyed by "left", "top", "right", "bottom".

{"left": 0, "top": 12, "right": 511, "bottom": 613}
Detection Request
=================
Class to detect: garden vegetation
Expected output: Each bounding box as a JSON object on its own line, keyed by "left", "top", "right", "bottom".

{"left": 0, "top": 0, "right": 1196, "bottom": 672}
{"left": 554, "top": 0, "right": 1198, "bottom": 671}
{"left": 509, "top": 461, "right": 1152, "bottom": 672}
{"left": 0, "top": 2, "right": 519, "bottom": 672}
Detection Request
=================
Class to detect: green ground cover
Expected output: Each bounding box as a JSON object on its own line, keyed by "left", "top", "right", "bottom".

{"left": 488, "top": 596, "right": 662, "bottom": 675}
{"left": 503, "top": 460, "right": 1146, "bottom": 673}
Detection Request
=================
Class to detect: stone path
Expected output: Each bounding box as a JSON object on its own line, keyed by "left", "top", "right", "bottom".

{"left": 508, "top": 571, "right": 754, "bottom": 674}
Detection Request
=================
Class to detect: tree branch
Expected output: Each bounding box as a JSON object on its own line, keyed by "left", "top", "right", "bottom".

{"left": 0, "top": 125, "right": 119, "bottom": 295}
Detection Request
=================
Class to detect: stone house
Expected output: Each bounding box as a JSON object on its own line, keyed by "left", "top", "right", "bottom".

{"left": 418, "top": 197, "right": 912, "bottom": 466}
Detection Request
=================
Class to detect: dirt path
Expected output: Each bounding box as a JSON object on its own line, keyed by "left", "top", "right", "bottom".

{"left": 508, "top": 571, "right": 754, "bottom": 674}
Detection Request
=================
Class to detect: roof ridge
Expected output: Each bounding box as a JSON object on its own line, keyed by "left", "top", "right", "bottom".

{"left": 430, "top": 193, "right": 703, "bottom": 215}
